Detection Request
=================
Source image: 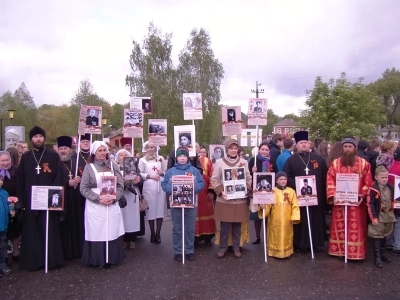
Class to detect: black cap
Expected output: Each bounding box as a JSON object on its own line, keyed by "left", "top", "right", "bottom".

{"left": 29, "top": 126, "right": 46, "bottom": 140}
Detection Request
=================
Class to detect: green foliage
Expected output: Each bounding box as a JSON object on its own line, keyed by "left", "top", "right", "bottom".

{"left": 264, "top": 109, "right": 280, "bottom": 135}
{"left": 300, "top": 73, "right": 385, "bottom": 142}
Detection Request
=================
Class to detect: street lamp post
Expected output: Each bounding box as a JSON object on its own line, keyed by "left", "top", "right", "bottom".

{"left": 102, "top": 117, "right": 108, "bottom": 140}
{"left": 1, "top": 109, "right": 16, "bottom": 150}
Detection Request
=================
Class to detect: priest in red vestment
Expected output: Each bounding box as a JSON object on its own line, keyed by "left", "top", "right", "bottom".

{"left": 327, "top": 136, "right": 372, "bottom": 260}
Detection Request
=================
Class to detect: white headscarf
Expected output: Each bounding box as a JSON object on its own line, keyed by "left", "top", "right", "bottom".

{"left": 142, "top": 141, "right": 149, "bottom": 153}
{"left": 90, "top": 141, "right": 108, "bottom": 155}
{"left": 115, "top": 149, "right": 130, "bottom": 164}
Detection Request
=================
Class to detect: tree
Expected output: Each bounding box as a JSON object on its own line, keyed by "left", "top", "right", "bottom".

{"left": 300, "top": 73, "right": 385, "bottom": 141}
{"left": 177, "top": 28, "right": 224, "bottom": 144}
{"left": 368, "top": 68, "right": 400, "bottom": 138}
{"left": 282, "top": 113, "right": 301, "bottom": 122}
{"left": 263, "top": 109, "right": 281, "bottom": 136}
{"left": 109, "top": 102, "right": 129, "bottom": 130}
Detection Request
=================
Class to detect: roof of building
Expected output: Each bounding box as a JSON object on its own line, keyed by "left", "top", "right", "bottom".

{"left": 274, "top": 119, "right": 299, "bottom": 127}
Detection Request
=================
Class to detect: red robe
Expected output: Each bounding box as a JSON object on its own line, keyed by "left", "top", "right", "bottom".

{"left": 327, "top": 157, "right": 372, "bottom": 259}
{"left": 195, "top": 156, "right": 216, "bottom": 238}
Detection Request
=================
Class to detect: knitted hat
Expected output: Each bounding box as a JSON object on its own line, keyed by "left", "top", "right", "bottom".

{"left": 176, "top": 147, "right": 189, "bottom": 158}
{"left": 29, "top": 126, "right": 46, "bottom": 140}
{"left": 276, "top": 172, "right": 287, "bottom": 181}
{"left": 225, "top": 139, "right": 239, "bottom": 151}
{"left": 56, "top": 136, "right": 72, "bottom": 148}
{"left": 375, "top": 165, "right": 388, "bottom": 175}
{"left": 342, "top": 136, "right": 357, "bottom": 147}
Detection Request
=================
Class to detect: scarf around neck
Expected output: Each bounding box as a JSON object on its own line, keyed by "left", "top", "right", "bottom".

{"left": 257, "top": 153, "right": 270, "bottom": 172}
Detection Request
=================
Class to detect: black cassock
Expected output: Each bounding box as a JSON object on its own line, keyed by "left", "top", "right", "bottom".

{"left": 17, "top": 148, "right": 65, "bottom": 271}
{"left": 59, "top": 155, "right": 85, "bottom": 260}
{"left": 283, "top": 152, "right": 327, "bottom": 250}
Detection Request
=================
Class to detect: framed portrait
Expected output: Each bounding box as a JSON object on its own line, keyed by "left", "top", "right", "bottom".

{"left": 78, "top": 105, "right": 102, "bottom": 135}
{"left": 295, "top": 175, "right": 318, "bottom": 207}
{"left": 100, "top": 176, "right": 117, "bottom": 199}
{"left": 48, "top": 189, "right": 64, "bottom": 211}
{"left": 31, "top": 186, "right": 64, "bottom": 211}
{"left": 123, "top": 109, "right": 144, "bottom": 138}
{"left": 130, "top": 96, "right": 152, "bottom": 114}
{"left": 252, "top": 172, "right": 275, "bottom": 204}
{"left": 221, "top": 106, "right": 242, "bottom": 136}
{"left": 4, "top": 126, "right": 25, "bottom": 149}
{"left": 174, "top": 125, "right": 196, "bottom": 157}
{"left": 209, "top": 144, "right": 225, "bottom": 163}
{"left": 123, "top": 157, "right": 138, "bottom": 180}
{"left": 148, "top": 119, "right": 167, "bottom": 146}
{"left": 183, "top": 93, "right": 203, "bottom": 120}
{"left": 248, "top": 98, "right": 268, "bottom": 125}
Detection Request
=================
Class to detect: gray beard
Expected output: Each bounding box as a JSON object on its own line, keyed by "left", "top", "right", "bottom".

{"left": 61, "top": 154, "right": 71, "bottom": 162}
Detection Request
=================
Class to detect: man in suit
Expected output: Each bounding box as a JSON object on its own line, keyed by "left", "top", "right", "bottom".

{"left": 86, "top": 109, "right": 99, "bottom": 126}
{"left": 253, "top": 101, "right": 262, "bottom": 112}
{"left": 301, "top": 179, "right": 313, "bottom": 196}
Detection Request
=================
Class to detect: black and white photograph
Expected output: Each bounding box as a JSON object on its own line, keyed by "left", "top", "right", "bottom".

{"left": 221, "top": 106, "right": 242, "bottom": 136}
{"left": 100, "top": 176, "right": 117, "bottom": 198}
{"left": 124, "top": 110, "right": 142, "bottom": 126}
{"left": 295, "top": 175, "right": 318, "bottom": 207}
{"left": 48, "top": 189, "right": 64, "bottom": 211}
{"left": 149, "top": 122, "right": 166, "bottom": 134}
{"left": 78, "top": 105, "right": 103, "bottom": 135}
{"left": 235, "top": 184, "right": 246, "bottom": 192}
{"left": 256, "top": 174, "right": 273, "bottom": 191}
{"left": 247, "top": 98, "right": 268, "bottom": 126}
{"left": 225, "top": 185, "right": 235, "bottom": 194}
{"left": 224, "top": 169, "right": 233, "bottom": 181}
{"left": 171, "top": 183, "right": 194, "bottom": 207}
{"left": 85, "top": 108, "right": 99, "bottom": 126}
{"left": 148, "top": 119, "right": 168, "bottom": 147}
{"left": 123, "top": 157, "right": 138, "bottom": 180}
{"left": 227, "top": 108, "right": 236, "bottom": 122}
{"left": 252, "top": 172, "right": 275, "bottom": 205}
{"left": 183, "top": 92, "right": 203, "bottom": 120}
{"left": 174, "top": 125, "right": 196, "bottom": 157}
{"left": 178, "top": 132, "right": 192, "bottom": 148}
{"left": 209, "top": 145, "right": 224, "bottom": 163}
{"left": 142, "top": 98, "right": 152, "bottom": 114}
{"left": 236, "top": 168, "right": 245, "bottom": 180}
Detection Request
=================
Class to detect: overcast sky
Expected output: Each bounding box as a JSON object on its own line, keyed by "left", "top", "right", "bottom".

{"left": 1, "top": 0, "right": 399, "bottom": 117}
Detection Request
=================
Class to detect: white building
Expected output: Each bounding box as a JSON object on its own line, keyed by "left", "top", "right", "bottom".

{"left": 229, "top": 128, "right": 263, "bottom": 147}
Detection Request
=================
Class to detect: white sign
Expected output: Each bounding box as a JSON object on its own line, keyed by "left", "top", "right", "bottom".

{"left": 31, "top": 186, "right": 64, "bottom": 211}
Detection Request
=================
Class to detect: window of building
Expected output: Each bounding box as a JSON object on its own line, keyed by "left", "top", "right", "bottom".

{"left": 285, "top": 128, "right": 289, "bottom": 133}
{"left": 277, "top": 128, "right": 281, "bottom": 134}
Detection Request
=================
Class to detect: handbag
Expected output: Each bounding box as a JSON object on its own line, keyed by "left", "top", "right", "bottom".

{"left": 118, "top": 195, "right": 128, "bottom": 208}
{"left": 137, "top": 189, "right": 149, "bottom": 211}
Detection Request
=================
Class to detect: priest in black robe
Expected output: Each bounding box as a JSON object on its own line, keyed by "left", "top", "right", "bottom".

{"left": 17, "top": 126, "right": 65, "bottom": 271}
{"left": 57, "top": 136, "right": 85, "bottom": 260}
{"left": 283, "top": 131, "right": 327, "bottom": 251}
{"left": 77, "top": 134, "right": 91, "bottom": 177}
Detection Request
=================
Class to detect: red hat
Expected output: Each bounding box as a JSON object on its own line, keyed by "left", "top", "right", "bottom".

{"left": 120, "top": 137, "right": 132, "bottom": 146}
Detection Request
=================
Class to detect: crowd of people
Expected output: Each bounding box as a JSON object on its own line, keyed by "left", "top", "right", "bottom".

{"left": 0, "top": 126, "right": 398, "bottom": 277}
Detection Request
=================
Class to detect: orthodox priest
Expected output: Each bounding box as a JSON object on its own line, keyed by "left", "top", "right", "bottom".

{"left": 77, "top": 134, "right": 91, "bottom": 176}
{"left": 120, "top": 137, "right": 133, "bottom": 154}
{"left": 17, "top": 126, "right": 65, "bottom": 271}
{"left": 57, "top": 136, "right": 85, "bottom": 260}
{"left": 326, "top": 137, "right": 372, "bottom": 260}
{"left": 283, "top": 131, "right": 327, "bottom": 251}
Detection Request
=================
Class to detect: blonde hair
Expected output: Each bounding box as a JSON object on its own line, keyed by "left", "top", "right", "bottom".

{"left": 380, "top": 140, "right": 395, "bottom": 153}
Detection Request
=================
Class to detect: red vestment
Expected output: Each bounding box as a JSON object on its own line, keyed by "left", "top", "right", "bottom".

{"left": 195, "top": 156, "right": 216, "bottom": 237}
{"left": 326, "top": 157, "right": 372, "bottom": 259}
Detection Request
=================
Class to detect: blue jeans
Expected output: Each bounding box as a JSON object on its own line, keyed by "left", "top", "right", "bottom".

{"left": 0, "top": 231, "right": 6, "bottom": 269}
{"left": 170, "top": 207, "right": 197, "bottom": 255}
{"left": 392, "top": 215, "right": 400, "bottom": 251}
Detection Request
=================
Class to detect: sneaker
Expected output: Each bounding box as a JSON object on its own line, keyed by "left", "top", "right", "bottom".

{"left": 391, "top": 249, "right": 400, "bottom": 255}
{"left": 7, "top": 241, "right": 13, "bottom": 254}
{"left": 186, "top": 253, "right": 195, "bottom": 261}
{"left": 174, "top": 254, "right": 183, "bottom": 261}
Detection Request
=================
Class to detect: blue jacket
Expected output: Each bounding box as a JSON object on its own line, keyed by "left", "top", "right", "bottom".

{"left": 161, "top": 161, "right": 205, "bottom": 207}
{"left": 0, "top": 188, "right": 11, "bottom": 232}
{"left": 276, "top": 149, "right": 292, "bottom": 172}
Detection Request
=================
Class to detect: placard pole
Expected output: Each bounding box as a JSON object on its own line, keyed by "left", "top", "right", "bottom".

{"left": 106, "top": 206, "right": 109, "bottom": 263}
{"left": 263, "top": 208, "right": 267, "bottom": 262}
{"left": 182, "top": 207, "right": 185, "bottom": 265}
{"left": 45, "top": 210, "right": 49, "bottom": 274}
{"left": 306, "top": 206, "right": 314, "bottom": 259}
{"left": 345, "top": 206, "right": 348, "bottom": 264}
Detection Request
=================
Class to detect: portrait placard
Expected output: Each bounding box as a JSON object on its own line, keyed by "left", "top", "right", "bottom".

{"left": 334, "top": 173, "right": 359, "bottom": 206}
{"left": 247, "top": 98, "right": 268, "bottom": 125}
{"left": 209, "top": 144, "right": 225, "bottom": 163}
{"left": 222, "top": 106, "right": 242, "bottom": 136}
{"left": 148, "top": 119, "right": 167, "bottom": 146}
{"left": 100, "top": 176, "right": 117, "bottom": 200}
{"left": 123, "top": 157, "right": 138, "bottom": 180}
{"left": 31, "top": 186, "right": 64, "bottom": 211}
{"left": 171, "top": 175, "right": 195, "bottom": 208}
{"left": 78, "top": 105, "right": 103, "bottom": 135}
{"left": 253, "top": 172, "right": 275, "bottom": 205}
{"left": 295, "top": 175, "right": 318, "bottom": 207}
{"left": 174, "top": 125, "right": 196, "bottom": 157}
{"left": 123, "top": 109, "right": 143, "bottom": 138}
{"left": 130, "top": 97, "right": 152, "bottom": 114}
{"left": 223, "top": 167, "right": 247, "bottom": 200}
{"left": 5, "top": 126, "right": 25, "bottom": 149}
{"left": 393, "top": 175, "right": 400, "bottom": 209}
{"left": 183, "top": 93, "right": 203, "bottom": 120}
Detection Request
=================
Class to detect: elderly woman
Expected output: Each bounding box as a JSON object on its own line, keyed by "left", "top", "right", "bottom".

{"left": 211, "top": 139, "right": 252, "bottom": 258}
{"left": 139, "top": 141, "right": 167, "bottom": 243}
{"left": 80, "top": 141, "right": 125, "bottom": 267}
{"left": 116, "top": 149, "right": 144, "bottom": 249}
{"left": 0, "top": 150, "right": 20, "bottom": 263}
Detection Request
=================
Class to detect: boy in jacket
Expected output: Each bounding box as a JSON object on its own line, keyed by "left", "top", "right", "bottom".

{"left": 161, "top": 147, "right": 205, "bottom": 261}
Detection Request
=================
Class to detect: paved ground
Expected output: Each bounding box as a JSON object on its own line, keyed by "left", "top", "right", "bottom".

{"left": 2, "top": 216, "right": 400, "bottom": 300}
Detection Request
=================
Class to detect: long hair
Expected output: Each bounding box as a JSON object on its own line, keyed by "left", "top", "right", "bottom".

{"left": 6, "top": 147, "right": 19, "bottom": 166}
{"left": 326, "top": 142, "right": 342, "bottom": 167}
{"left": 317, "top": 141, "right": 329, "bottom": 158}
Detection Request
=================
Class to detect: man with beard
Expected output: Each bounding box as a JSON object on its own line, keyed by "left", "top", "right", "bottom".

{"left": 77, "top": 134, "right": 91, "bottom": 177}
{"left": 17, "top": 126, "right": 64, "bottom": 271}
{"left": 57, "top": 135, "right": 85, "bottom": 260}
{"left": 326, "top": 136, "right": 372, "bottom": 260}
{"left": 283, "top": 131, "right": 327, "bottom": 252}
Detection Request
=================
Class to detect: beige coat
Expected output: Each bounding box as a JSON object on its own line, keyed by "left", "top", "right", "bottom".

{"left": 211, "top": 156, "right": 252, "bottom": 222}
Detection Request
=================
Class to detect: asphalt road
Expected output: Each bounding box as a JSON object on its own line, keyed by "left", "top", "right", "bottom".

{"left": 2, "top": 216, "right": 400, "bottom": 300}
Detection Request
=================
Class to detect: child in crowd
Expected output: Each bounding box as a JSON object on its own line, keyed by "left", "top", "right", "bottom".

{"left": 0, "top": 175, "right": 14, "bottom": 275}
{"left": 161, "top": 147, "right": 205, "bottom": 262}
{"left": 367, "top": 165, "right": 396, "bottom": 268}
{"left": 259, "top": 172, "right": 300, "bottom": 258}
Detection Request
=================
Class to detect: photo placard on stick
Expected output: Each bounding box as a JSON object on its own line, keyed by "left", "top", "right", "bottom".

{"left": 171, "top": 175, "right": 195, "bottom": 208}
{"left": 123, "top": 157, "right": 139, "bottom": 180}
{"left": 253, "top": 172, "right": 275, "bottom": 204}
{"left": 130, "top": 96, "right": 152, "bottom": 114}
{"left": 209, "top": 144, "right": 225, "bottom": 163}
{"left": 295, "top": 175, "right": 318, "bottom": 207}
{"left": 148, "top": 119, "right": 167, "bottom": 146}
{"left": 222, "top": 106, "right": 242, "bottom": 136}
{"left": 123, "top": 109, "right": 143, "bottom": 138}
{"left": 223, "top": 167, "right": 247, "bottom": 200}
{"left": 31, "top": 186, "right": 64, "bottom": 211}
{"left": 183, "top": 93, "right": 203, "bottom": 120}
{"left": 393, "top": 175, "right": 400, "bottom": 209}
{"left": 78, "top": 105, "right": 103, "bottom": 135}
{"left": 100, "top": 176, "right": 117, "bottom": 200}
{"left": 248, "top": 98, "right": 268, "bottom": 126}
{"left": 334, "top": 173, "right": 359, "bottom": 206}
{"left": 174, "top": 125, "right": 196, "bottom": 157}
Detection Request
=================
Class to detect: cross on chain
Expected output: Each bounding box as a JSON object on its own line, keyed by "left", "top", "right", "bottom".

{"left": 68, "top": 172, "right": 73, "bottom": 180}
{"left": 36, "top": 165, "right": 41, "bottom": 175}
{"left": 305, "top": 167, "right": 309, "bottom": 175}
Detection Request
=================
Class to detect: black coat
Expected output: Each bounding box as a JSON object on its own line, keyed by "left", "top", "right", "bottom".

{"left": 268, "top": 140, "right": 281, "bottom": 173}
{"left": 367, "top": 181, "right": 395, "bottom": 221}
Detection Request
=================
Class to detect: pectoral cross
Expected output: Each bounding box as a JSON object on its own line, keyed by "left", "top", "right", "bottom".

{"left": 305, "top": 167, "right": 309, "bottom": 175}
{"left": 152, "top": 166, "right": 158, "bottom": 172}
{"left": 68, "top": 172, "right": 73, "bottom": 180}
{"left": 36, "top": 165, "right": 41, "bottom": 175}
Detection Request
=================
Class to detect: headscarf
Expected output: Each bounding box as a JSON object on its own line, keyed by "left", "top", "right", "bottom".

{"left": 0, "top": 151, "right": 11, "bottom": 179}
{"left": 115, "top": 149, "right": 130, "bottom": 164}
{"left": 90, "top": 141, "right": 108, "bottom": 155}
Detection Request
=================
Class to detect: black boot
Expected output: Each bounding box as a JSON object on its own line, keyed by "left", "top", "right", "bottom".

{"left": 381, "top": 238, "right": 391, "bottom": 262}
{"left": 373, "top": 239, "right": 383, "bottom": 268}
